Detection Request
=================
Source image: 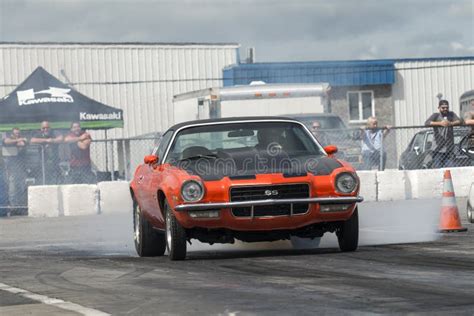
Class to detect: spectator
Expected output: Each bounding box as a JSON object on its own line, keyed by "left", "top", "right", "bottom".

{"left": 30, "top": 121, "right": 64, "bottom": 184}
{"left": 464, "top": 100, "right": 474, "bottom": 150}
{"left": 64, "top": 122, "right": 95, "bottom": 184}
{"left": 425, "top": 100, "right": 461, "bottom": 168}
{"left": 310, "top": 121, "right": 330, "bottom": 146}
{"left": 464, "top": 100, "right": 474, "bottom": 129}
{"left": 0, "top": 144, "right": 10, "bottom": 216}
{"left": 2, "top": 128, "right": 28, "bottom": 210}
{"left": 360, "top": 117, "right": 391, "bottom": 170}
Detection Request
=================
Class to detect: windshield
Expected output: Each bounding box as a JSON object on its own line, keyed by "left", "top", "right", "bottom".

{"left": 165, "top": 121, "right": 325, "bottom": 163}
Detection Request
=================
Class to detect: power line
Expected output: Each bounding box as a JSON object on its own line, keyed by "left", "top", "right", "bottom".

{"left": 0, "top": 62, "right": 473, "bottom": 87}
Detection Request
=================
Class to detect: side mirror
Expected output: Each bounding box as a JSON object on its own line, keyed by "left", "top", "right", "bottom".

{"left": 144, "top": 155, "right": 159, "bottom": 165}
{"left": 413, "top": 146, "right": 420, "bottom": 155}
{"left": 324, "top": 145, "right": 338, "bottom": 156}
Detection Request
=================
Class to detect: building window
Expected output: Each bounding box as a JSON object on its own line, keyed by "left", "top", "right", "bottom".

{"left": 347, "top": 90, "right": 374, "bottom": 122}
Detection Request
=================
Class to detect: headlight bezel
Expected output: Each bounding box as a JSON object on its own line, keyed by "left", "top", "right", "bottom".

{"left": 181, "top": 180, "right": 205, "bottom": 202}
{"left": 335, "top": 172, "right": 358, "bottom": 194}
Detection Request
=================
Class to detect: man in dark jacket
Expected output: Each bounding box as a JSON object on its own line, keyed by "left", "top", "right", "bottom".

{"left": 30, "top": 121, "right": 64, "bottom": 184}
{"left": 2, "top": 127, "right": 28, "bottom": 210}
{"left": 425, "top": 100, "right": 461, "bottom": 168}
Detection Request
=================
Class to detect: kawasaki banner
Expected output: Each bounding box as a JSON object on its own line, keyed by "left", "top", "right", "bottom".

{"left": 0, "top": 67, "right": 124, "bottom": 131}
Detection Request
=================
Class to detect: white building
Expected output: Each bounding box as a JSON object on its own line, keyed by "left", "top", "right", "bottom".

{"left": 0, "top": 42, "right": 240, "bottom": 138}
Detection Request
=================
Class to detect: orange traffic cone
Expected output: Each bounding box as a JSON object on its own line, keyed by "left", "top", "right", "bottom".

{"left": 439, "top": 170, "right": 467, "bottom": 233}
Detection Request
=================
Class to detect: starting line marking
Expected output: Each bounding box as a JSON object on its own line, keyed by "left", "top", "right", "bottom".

{"left": 0, "top": 282, "right": 110, "bottom": 316}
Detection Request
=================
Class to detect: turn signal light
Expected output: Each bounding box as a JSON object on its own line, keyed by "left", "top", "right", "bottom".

{"left": 320, "top": 204, "right": 352, "bottom": 212}
{"left": 188, "top": 210, "right": 220, "bottom": 218}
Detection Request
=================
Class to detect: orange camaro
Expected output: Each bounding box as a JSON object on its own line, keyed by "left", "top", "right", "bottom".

{"left": 130, "top": 117, "right": 363, "bottom": 260}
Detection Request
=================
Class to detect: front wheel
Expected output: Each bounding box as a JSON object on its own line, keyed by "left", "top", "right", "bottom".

{"left": 467, "top": 203, "right": 473, "bottom": 223}
{"left": 337, "top": 207, "right": 359, "bottom": 252}
{"left": 133, "top": 201, "right": 166, "bottom": 257}
{"left": 164, "top": 200, "right": 187, "bottom": 261}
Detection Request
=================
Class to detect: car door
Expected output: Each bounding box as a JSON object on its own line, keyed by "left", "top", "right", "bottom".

{"left": 403, "top": 132, "right": 425, "bottom": 169}
{"left": 141, "top": 131, "right": 174, "bottom": 224}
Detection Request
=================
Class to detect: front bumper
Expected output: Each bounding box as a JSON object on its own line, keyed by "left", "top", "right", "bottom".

{"left": 175, "top": 196, "right": 364, "bottom": 212}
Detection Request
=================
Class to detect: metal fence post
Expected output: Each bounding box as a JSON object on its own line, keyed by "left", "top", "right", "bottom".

{"left": 41, "top": 145, "right": 46, "bottom": 185}
{"left": 110, "top": 140, "right": 115, "bottom": 181}
{"left": 379, "top": 129, "right": 384, "bottom": 171}
{"left": 122, "top": 139, "right": 129, "bottom": 180}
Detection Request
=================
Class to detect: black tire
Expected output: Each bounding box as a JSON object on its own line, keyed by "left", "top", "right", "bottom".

{"left": 164, "top": 200, "right": 187, "bottom": 261}
{"left": 468, "top": 203, "right": 473, "bottom": 223}
{"left": 133, "top": 201, "right": 166, "bottom": 257}
{"left": 337, "top": 207, "right": 359, "bottom": 252}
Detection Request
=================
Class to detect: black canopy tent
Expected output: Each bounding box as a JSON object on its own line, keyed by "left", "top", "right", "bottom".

{"left": 0, "top": 66, "right": 123, "bottom": 132}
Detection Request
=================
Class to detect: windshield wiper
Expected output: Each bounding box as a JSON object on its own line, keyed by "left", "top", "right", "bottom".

{"left": 179, "top": 154, "right": 218, "bottom": 162}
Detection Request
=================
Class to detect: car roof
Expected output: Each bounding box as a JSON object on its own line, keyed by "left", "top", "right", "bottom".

{"left": 284, "top": 113, "right": 341, "bottom": 118}
{"left": 168, "top": 116, "right": 301, "bottom": 131}
{"left": 414, "top": 128, "right": 469, "bottom": 136}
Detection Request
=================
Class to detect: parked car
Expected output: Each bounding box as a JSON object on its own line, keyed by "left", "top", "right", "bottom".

{"left": 399, "top": 128, "right": 473, "bottom": 170}
{"left": 285, "top": 113, "right": 362, "bottom": 168}
{"left": 130, "top": 117, "right": 363, "bottom": 260}
{"left": 462, "top": 134, "right": 474, "bottom": 223}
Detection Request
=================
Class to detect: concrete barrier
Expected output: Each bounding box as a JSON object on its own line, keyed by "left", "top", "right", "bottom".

{"left": 28, "top": 185, "right": 61, "bottom": 217}
{"left": 98, "top": 181, "right": 133, "bottom": 214}
{"left": 357, "top": 171, "right": 377, "bottom": 202}
{"left": 405, "top": 169, "right": 444, "bottom": 200}
{"left": 376, "top": 170, "right": 408, "bottom": 201}
{"left": 61, "top": 184, "right": 99, "bottom": 216}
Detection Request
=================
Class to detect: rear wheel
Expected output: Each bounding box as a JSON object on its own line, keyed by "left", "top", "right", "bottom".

{"left": 467, "top": 203, "right": 473, "bottom": 223}
{"left": 337, "top": 207, "right": 359, "bottom": 252}
{"left": 133, "top": 201, "right": 166, "bottom": 257}
{"left": 164, "top": 200, "right": 187, "bottom": 261}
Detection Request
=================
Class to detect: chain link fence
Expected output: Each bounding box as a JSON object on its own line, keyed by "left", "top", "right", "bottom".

{"left": 1, "top": 126, "right": 473, "bottom": 216}
{"left": 0, "top": 135, "right": 160, "bottom": 215}
{"left": 313, "top": 125, "right": 473, "bottom": 171}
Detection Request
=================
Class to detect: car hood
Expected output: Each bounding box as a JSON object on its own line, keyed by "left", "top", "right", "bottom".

{"left": 174, "top": 155, "right": 343, "bottom": 181}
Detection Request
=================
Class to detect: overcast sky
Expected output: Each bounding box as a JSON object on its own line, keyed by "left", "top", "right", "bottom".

{"left": 0, "top": 0, "right": 472, "bottom": 62}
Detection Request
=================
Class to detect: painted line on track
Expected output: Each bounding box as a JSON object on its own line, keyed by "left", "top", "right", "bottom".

{"left": 0, "top": 282, "right": 110, "bottom": 316}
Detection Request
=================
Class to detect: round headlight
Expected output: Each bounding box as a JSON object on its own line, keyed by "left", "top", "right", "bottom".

{"left": 181, "top": 180, "right": 204, "bottom": 202}
{"left": 336, "top": 173, "right": 357, "bottom": 193}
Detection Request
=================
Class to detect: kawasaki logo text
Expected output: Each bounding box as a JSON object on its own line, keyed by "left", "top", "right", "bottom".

{"left": 80, "top": 112, "right": 122, "bottom": 121}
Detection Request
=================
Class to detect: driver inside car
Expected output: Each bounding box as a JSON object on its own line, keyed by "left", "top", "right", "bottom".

{"left": 255, "top": 128, "right": 284, "bottom": 152}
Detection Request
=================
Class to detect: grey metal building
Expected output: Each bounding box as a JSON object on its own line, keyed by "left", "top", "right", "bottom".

{"left": 0, "top": 42, "right": 240, "bottom": 138}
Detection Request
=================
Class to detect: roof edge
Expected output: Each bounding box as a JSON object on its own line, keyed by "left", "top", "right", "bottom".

{"left": 0, "top": 41, "right": 240, "bottom": 47}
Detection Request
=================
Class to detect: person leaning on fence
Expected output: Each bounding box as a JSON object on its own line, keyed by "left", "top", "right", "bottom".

{"left": 360, "top": 117, "right": 391, "bottom": 171}
{"left": 64, "top": 122, "right": 95, "bottom": 184}
{"left": 310, "top": 121, "right": 330, "bottom": 147}
{"left": 464, "top": 100, "right": 474, "bottom": 148}
{"left": 2, "top": 128, "right": 28, "bottom": 212}
{"left": 425, "top": 100, "right": 461, "bottom": 168}
{"left": 30, "top": 121, "right": 64, "bottom": 184}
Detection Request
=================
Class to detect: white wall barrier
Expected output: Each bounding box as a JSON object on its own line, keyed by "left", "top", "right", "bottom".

{"left": 28, "top": 167, "right": 474, "bottom": 217}
{"left": 28, "top": 181, "right": 132, "bottom": 217}
{"left": 28, "top": 185, "right": 61, "bottom": 217}
{"left": 376, "top": 170, "right": 408, "bottom": 201}
{"left": 98, "top": 181, "right": 133, "bottom": 215}
{"left": 357, "top": 171, "right": 377, "bottom": 202}
{"left": 62, "top": 185, "right": 99, "bottom": 216}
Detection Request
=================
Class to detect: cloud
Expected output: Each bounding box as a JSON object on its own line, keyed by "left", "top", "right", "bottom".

{"left": 0, "top": 0, "right": 472, "bottom": 61}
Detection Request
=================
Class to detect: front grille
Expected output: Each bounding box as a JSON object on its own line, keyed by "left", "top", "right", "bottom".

{"left": 230, "top": 184, "right": 310, "bottom": 217}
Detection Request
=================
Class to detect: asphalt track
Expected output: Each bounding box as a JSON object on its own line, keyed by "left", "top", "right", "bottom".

{"left": 0, "top": 199, "right": 473, "bottom": 315}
